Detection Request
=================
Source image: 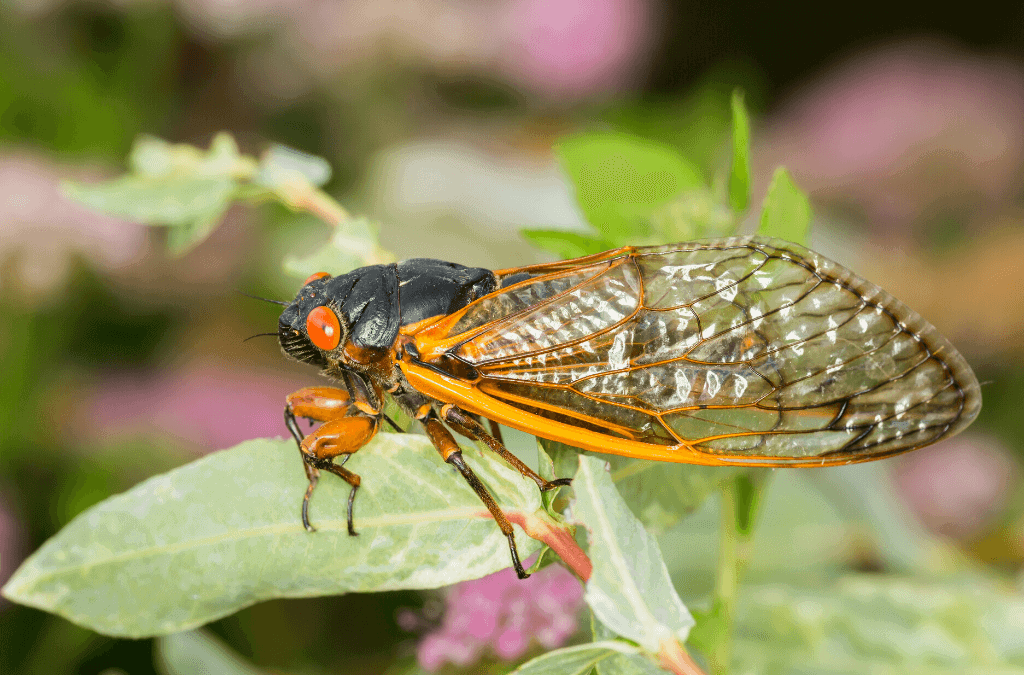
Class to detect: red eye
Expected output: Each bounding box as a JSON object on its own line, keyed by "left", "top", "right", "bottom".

{"left": 303, "top": 271, "right": 331, "bottom": 286}
{"left": 306, "top": 306, "right": 341, "bottom": 351}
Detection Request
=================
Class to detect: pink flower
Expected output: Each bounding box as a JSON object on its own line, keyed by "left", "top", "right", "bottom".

{"left": 756, "top": 40, "right": 1024, "bottom": 232}
{"left": 0, "top": 150, "right": 147, "bottom": 295}
{"left": 496, "top": 0, "right": 657, "bottom": 99}
{"left": 76, "top": 360, "right": 310, "bottom": 453}
{"left": 894, "top": 434, "right": 1017, "bottom": 540}
{"left": 410, "top": 561, "right": 585, "bottom": 671}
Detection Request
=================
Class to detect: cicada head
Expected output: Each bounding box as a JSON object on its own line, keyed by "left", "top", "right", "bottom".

{"left": 278, "top": 272, "right": 348, "bottom": 370}
{"left": 278, "top": 266, "right": 400, "bottom": 378}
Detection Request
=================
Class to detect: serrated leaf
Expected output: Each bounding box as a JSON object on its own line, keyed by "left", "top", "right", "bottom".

{"left": 282, "top": 217, "right": 394, "bottom": 278}
{"left": 2, "top": 435, "right": 542, "bottom": 637}
{"left": 759, "top": 167, "right": 812, "bottom": 245}
{"left": 572, "top": 455, "right": 694, "bottom": 653}
{"left": 511, "top": 641, "right": 645, "bottom": 675}
{"left": 728, "top": 90, "right": 752, "bottom": 212}
{"left": 520, "top": 229, "right": 610, "bottom": 259}
{"left": 557, "top": 132, "right": 704, "bottom": 241}
{"left": 732, "top": 575, "right": 1024, "bottom": 674}
{"left": 155, "top": 630, "right": 266, "bottom": 675}
{"left": 257, "top": 144, "right": 332, "bottom": 188}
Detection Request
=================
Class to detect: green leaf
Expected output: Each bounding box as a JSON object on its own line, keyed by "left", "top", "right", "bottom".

{"left": 257, "top": 144, "right": 332, "bottom": 188}
{"left": 63, "top": 175, "right": 236, "bottom": 226}
{"left": 155, "top": 630, "right": 267, "bottom": 675}
{"left": 647, "top": 187, "right": 738, "bottom": 243}
{"left": 64, "top": 132, "right": 256, "bottom": 255}
{"left": 282, "top": 217, "right": 394, "bottom": 278}
{"left": 2, "top": 435, "right": 542, "bottom": 637}
{"left": 511, "top": 641, "right": 646, "bottom": 675}
{"left": 732, "top": 575, "right": 1024, "bottom": 674}
{"left": 728, "top": 90, "right": 752, "bottom": 212}
{"left": 731, "top": 472, "right": 768, "bottom": 537}
{"left": 595, "top": 653, "right": 671, "bottom": 675}
{"left": 539, "top": 440, "right": 738, "bottom": 534}
{"left": 129, "top": 133, "right": 253, "bottom": 179}
{"left": 520, "top": 229, "right": 610, "bottom": 259}
{"left": 557, "top": 132, "right": 704, "bottom": 242}
{"left": 759, "top": 167, "right": 812, "bottom": 245}
{"left": 572, "top": 455, "right": 694, "bottom": 653}
{"left": 604, "top": 456, "right": 749, "bottom": 535}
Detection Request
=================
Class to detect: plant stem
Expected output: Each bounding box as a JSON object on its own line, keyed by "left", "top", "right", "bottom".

{"left": 709, "top": 481, "right": 740, "bottom": 675}
{"left": 660, "top": 638, "right": 709, "bottom": 675}
{"left": 506, "top": 509, "right": 593, "bottom": 581}
{"left": 293, "top": 187, "right": 351, "bottom": 227}
{"left": 708, "top": 473, "right": 767, "bottom": 674}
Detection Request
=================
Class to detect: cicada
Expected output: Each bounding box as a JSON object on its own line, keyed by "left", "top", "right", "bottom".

{"left": 275, "top": 236, "right": 980, "bottom": 578}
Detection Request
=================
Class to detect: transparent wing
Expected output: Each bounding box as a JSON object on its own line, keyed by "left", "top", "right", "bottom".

{"left": 409, "top": 236, "right": 981, "bottom": 465}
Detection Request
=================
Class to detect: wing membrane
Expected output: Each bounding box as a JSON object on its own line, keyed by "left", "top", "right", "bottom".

{"left": 405, "top": 236, "right": 981, "bottom": 466}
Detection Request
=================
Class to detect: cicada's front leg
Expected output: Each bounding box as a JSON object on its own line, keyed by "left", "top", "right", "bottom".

{"left": 284, "top": 377, "right": 383, "bottom": 536}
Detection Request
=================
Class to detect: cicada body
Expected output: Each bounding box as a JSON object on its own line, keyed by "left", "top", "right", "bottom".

{"left": 276, "top": 236, "right": 980, "bottom": 577}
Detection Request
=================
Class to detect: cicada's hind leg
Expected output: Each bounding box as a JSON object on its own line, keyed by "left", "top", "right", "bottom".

{"left": 440, "top": 404, "right": 572, "bottom": 492}
{"left": 402, "top": 400, "right": 531, "bottom": 579}
{"left": 284, "top": 375, "right": 383, "bottom": 536}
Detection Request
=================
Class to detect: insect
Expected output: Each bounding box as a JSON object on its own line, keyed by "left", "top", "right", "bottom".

{"left": 274, "top": 236, "right": 980, "bottom": 578}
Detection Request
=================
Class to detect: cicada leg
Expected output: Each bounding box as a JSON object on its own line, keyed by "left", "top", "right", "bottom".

{"left": 400, "top": 400, "right": 531, "bottom": 579}
{"left": 440, "top": 404, "right": 572, "bottom": 492}
{"left": 284, "top": 378, "right": 382, "bottom": 536}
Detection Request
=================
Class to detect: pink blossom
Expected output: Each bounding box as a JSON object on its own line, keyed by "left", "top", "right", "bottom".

{"left": 496, "top": 0, "right": 657, "bottom": 99}
{"left": 894, "top": 434, "right": 1017, "bottom": 540}
{"left": 410, "top": 561, "right": 585, "bottom": 671}
{"left": 756, "top": 40, "right": 1024, "bottom": 231}
{"left": 76, "top": 360, "right": 310, "bottom": 453}
{"left": 250, "top": 0, "right": 658, "bottom": 103}
{"left": 0, "top": 150, "right": 147, "bottom": 295}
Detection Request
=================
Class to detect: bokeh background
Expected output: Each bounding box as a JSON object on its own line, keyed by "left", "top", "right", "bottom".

{"left": 1, "top": 1, "right": 1023, "bottom": 673}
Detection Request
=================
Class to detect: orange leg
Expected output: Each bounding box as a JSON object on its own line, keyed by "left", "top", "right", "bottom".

{"left": 284, "top": 382, "right": 382, "bottom": 536}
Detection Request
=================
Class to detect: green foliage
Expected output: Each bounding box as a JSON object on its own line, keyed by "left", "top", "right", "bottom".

{"left": 731, "top": 576, "right": 1024, "bottom": 674}
{"left": 519, "top": 229, "right": 613, "bottom": 258}
{"left": 63, "top": 134, "right": 254, "bottom": 254}
{"left": 511, "top": 641, "right": 662, "bottom": 675}
{"left": 572, "top": 455, "right": 694, "bottom": 653}
{"left": 63, "top": 133, "right": 389, "bottom": 269}
{"left": 283, "top": 217, "right": 393, "bottom": 278}
{"left": 2, "top": 435, "right": 543, "bottom": 637}
{"left": 557, "top": 132, "right": 704, "bottom": 238}
{"left": 155, "top": 630, "right": 268, "bottom": 675}
{"left": 759, "top": 167, "right": 813, "bottom": 244}
{"left": 728, "top": 90, "right": 752, "bottom": 213}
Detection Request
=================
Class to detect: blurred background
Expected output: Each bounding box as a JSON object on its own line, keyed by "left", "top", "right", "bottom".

{"left": 1, "top": 1, "right": 1023, "bottom": 673}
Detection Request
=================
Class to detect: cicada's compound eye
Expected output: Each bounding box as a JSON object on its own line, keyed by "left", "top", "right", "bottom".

{"left": 303, "top": 272, "right": 331, "bottom": 288}
{"left": 303, "top": 271, "right": 331, "bottom": 286}
{"left": 306, "top": 305, "right": 341, "bottom": 351}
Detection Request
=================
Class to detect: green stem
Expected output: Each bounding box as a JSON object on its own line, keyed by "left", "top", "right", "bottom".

{"left": 710, "top": 481, "right": 740, "bottom": 675}
{"left": 709, "top": 473, "right": 767, "bottom": 674}
{"left": 292, "top": 187, "right": 351, "bottom": 228}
